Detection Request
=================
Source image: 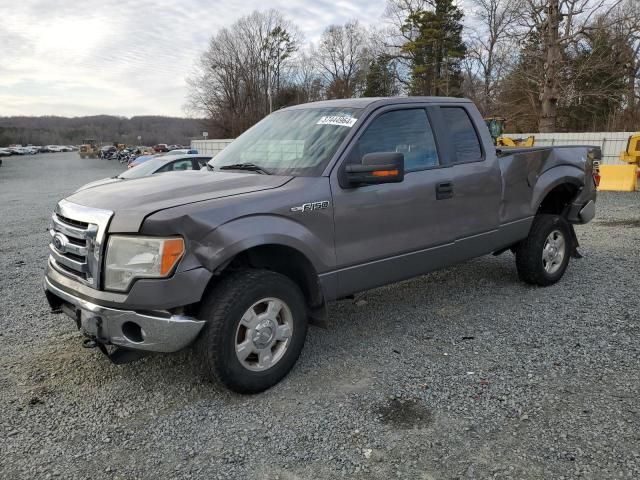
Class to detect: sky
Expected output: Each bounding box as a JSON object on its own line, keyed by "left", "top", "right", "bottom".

{"left": 0, "top": 0, "right": 391, "bottom": 118}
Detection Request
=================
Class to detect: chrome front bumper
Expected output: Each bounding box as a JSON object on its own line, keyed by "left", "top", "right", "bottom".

{"left": 45, "top": 277, "right": 205, "bottom": 353}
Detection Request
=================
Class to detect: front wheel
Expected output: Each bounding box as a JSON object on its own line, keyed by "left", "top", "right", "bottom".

{"left": 195, "top": 269, "right": 308, "bottom": 393}
{"left": 515, "top": 214, "right": 572, "bottom": 286}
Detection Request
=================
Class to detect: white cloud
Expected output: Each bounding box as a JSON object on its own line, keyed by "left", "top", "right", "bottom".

{"left": 0, "top": 0, "right": 387, "bottom": 117}
{"left": 1, "top": 0, "right": 485, "bottom": 117}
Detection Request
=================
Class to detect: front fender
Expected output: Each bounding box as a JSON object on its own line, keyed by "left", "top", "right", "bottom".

{"left": 191, "top": 214, "right": 335, "bottom": 274}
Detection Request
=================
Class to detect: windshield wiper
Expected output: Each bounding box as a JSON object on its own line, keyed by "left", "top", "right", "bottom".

{"left": 219, "top": 163, "right": 271, "bottom": 175}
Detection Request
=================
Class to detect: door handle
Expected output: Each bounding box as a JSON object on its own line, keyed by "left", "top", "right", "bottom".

{"left": 436, "top": 182, "right": 454, "bottom": 200}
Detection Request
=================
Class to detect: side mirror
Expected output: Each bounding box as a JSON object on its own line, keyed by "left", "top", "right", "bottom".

{"left": 345, "top": 152, "right": 404, "bottom": 186}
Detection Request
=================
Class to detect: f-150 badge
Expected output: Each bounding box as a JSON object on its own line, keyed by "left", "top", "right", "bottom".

{"left": 290, "top": 201, "right": 330, "bottom": 213}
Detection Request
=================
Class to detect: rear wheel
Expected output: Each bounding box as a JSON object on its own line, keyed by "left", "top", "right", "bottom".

{"left": 515, "top": 214, "right": 572, "bottom": 286}
{"left": 195, "top": 269, "right": 308, "bottom": 393}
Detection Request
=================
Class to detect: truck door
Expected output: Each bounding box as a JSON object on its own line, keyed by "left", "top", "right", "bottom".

{"left": 330, "top": 106, "right": 459, "bottom": 297}
{"left": 430, "top": 105, "right": 502, "bottom": 256}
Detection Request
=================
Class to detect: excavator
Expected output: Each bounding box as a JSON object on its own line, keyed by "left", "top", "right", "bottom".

{"left": 598, "top": 133, "right": 640, "bottom": 191}
{"left": 485, "top": 117, "right": 535, "bottom": 147}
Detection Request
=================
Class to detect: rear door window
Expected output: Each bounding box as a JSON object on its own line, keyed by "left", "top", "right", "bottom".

{"left": 156, "top": 159, "right": 194, "bottom": 173}
{"left": 171, "top": 159, "right": 194, "bottom": 171}
{"left": 194, "top": 157, "right": 211, "bottom": 169}
{"left": 441, "top": 107, "right": 483, "bottom": 164}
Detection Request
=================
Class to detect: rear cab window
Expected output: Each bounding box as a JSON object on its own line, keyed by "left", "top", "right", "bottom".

{"left": 440, "top": 107, "right": 483, "bottom": 164}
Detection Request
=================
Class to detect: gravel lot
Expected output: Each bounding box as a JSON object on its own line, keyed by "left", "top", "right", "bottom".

{"left": 1, "top": 153, "right": 639, "bottom": 479}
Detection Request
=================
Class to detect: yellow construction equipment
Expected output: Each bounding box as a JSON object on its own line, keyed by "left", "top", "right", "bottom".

{"left": 496, "top": 135, "right": 535, "bottom": 147}
{"left": 620, "top": 133, "right": 640, "bottom": 164}
{"left": 485, "top": 117, "right": 506, "bottom": 142}
{"left": 597, "top": 133, "right": 640, "bottom": 191}
{"left": 484, "top": 117, "right": 535, "bottom": 147}
{"left": 79, "top": 139, "right": 98, "bottom": 159}
{"left": 598, "top": 165, "right": 638, "bottom": 191}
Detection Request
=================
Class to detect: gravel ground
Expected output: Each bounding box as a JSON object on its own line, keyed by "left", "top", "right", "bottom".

{"left": 1, "top": 153, "right": 639, "bottom": 480}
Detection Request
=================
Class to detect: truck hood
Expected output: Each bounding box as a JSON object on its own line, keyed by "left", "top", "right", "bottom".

{"left": 65, "top": 170, "right": 292, "bottom": 232}
{"left": 75, "top": 176, "right": 122, "bottom": 192}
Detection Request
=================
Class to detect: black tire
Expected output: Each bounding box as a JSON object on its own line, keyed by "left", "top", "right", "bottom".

{"left": 195, "top": 269, "right": 308, "bottom": 393}
{"left": 515, "top": 214, "right": 572, "bottom": 286}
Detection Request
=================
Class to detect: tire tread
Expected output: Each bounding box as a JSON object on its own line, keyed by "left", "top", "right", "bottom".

{"left": 515, "top": 214, "right": 571, "bottom": 286}
{"left": 195, "top": 269, "right": 306, "bottom": 393}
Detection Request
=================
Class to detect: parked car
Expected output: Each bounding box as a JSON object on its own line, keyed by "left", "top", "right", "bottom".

{"left": 44, "top": 97, "right": 598, "bottom": 394}
{"left": 153, "top": 143, "right": 169, "bottom": 152}
{"left": 99, "top": 146, "right": 117, "bottom": 160}
{"left": 127, "top": 149, "right": 198, "bottom": 168}
{"left": 76, "top": 154, "right": 212, "bottom": 191}
{"left": 126, "top": 154, "right": 156, "bottom": 168}
{"left": 44, "top": 145, "right": 63, "bottom": 152}
{"left": 0, "top": 148, "right": 11, "bottom": 157}
{"left": 157, "top": 148, "right": 197, "bottom": 156}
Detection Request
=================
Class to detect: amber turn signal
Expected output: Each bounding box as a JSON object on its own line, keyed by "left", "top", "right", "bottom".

{"left": 160, "top": 238, "right": 185, "bottom": 276}
{"left": 372, "top": 169, "right": 399, "bottom": 177}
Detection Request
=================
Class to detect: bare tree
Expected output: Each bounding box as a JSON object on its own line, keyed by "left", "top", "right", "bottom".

{"left": 185, "top": 10, "right": 299, "bottom": 137}
{"left": 291, "top": 50, "right": 324, "bottom": 103}
{"left": 612, "top": 0, "right": 640, "bottom": 128}
{"left": 315, "top": 21, "right": 370, "bottom": 98}
{"left": 519, "top": 0, "right": 626, "bottom": 132}
{"left": 465, "top": 0, "right": 523, "bottom": 115}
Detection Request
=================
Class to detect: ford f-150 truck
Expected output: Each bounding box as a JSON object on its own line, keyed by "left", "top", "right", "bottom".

{"left": 44, "top": 97, "right": 598, "bottom": 393}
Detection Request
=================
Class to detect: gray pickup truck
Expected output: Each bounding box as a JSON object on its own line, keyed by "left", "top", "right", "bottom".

{"left": 45, "top": 97, "right": 598, "bottom": 393}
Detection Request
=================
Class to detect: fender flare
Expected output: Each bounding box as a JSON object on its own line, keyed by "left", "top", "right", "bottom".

{"left": 191, "top": 214, "right": 333, "bottom": 275}
{"left": 530, "top": 165, "right": 584, "bottom": 214}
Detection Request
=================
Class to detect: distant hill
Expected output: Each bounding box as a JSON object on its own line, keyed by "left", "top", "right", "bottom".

{"left": 0, "top": 115, "right": 206, "bottom": 147}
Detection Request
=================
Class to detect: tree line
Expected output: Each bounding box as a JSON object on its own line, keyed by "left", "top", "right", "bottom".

{"left": 0, "top": 115, "right": 203, "bottom": 147}
{"left": 186, "top": 0, "right": 640, "bottom": 135}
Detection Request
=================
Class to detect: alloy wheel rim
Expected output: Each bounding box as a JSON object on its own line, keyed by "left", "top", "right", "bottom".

{"left": 542, "top": 229, "right": 566, "bottom": 275}
{"left": 234, "top": 297, "right": 293, "bottom": 372}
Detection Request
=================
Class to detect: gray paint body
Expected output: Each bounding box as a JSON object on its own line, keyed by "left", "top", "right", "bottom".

{"left": 46, "top": 97, "right": 597, "bottom": 325}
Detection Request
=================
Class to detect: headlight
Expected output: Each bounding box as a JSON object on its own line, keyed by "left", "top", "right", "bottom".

{"left": 104, "top": 236, "right": 185, "bottom": 291}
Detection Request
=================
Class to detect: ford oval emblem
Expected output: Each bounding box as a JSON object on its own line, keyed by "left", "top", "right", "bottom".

{"left": 52, "top": 233, "right": 68, "bottom": 253}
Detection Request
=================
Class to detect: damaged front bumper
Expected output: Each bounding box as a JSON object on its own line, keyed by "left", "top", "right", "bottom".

{"left": 45, "top": 276, "right": 205, "bottom": 353}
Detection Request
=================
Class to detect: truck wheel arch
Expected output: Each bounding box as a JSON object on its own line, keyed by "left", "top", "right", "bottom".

{"left": 204, "top": 243, "right": 326, "bottom": 320}
{"left": 531, "top": 166, "right": 584, "bottom": 216}
{"left": 537, "top": 183, "right": 579, "bottom": 216}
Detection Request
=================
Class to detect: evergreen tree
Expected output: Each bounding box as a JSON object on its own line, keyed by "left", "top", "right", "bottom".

{"left": 363, "top": 55, "right": 398, "bottom": 97}
{"left": 401, "top": 0, "right": 466, "bottom": 97}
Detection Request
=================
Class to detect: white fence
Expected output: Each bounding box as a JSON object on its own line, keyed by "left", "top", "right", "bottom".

{"left": 503, "top": 132, "right": 633, "bottom": 165}
{"left": 191, "top": 139, "right": 234, "bottom": 157}
{"left": 194, "top": 133, "right": 633, "bottom": 165}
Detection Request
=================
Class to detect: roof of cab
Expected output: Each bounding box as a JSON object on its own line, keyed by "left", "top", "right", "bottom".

{"left": 282, "top": 96, "right": 473, "bottom": 111}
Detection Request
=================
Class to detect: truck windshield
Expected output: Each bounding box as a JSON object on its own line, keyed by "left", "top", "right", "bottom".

{"left": 208, "top": 108, "right": 362, "bottom": 176}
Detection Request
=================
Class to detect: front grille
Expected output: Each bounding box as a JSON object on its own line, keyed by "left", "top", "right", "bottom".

{"left": 49, "top": 212, "right": 96, "bottom": 285}
{"left": 56, "top": 261, "right": 88, "bottom": 281}
{"left": 56, "top": 213, "right": 89, "bottom": 230}
{"left": 48, "top": 200, "right": 113, "bottom": 289}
